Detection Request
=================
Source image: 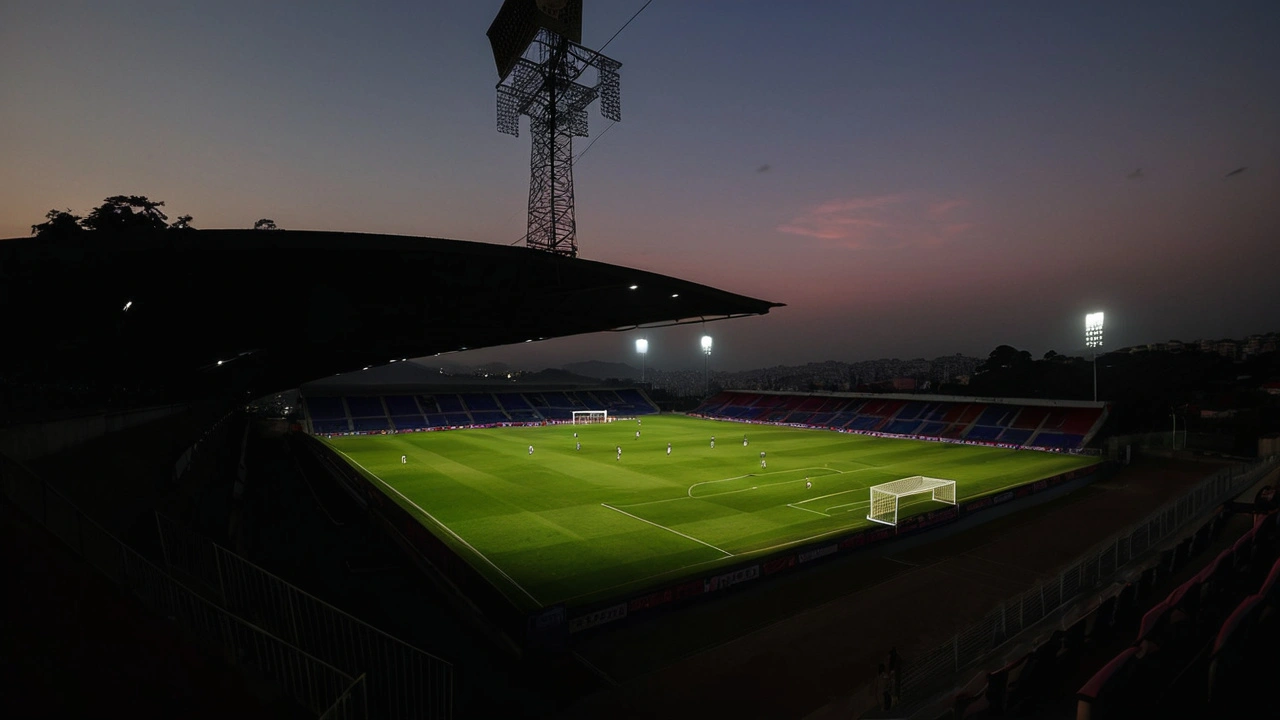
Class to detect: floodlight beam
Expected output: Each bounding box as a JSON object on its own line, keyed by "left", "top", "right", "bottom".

{"left": 635, "top": 337, "right": 649, "bottom": 382}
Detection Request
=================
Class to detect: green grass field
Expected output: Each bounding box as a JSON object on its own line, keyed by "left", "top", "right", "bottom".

{"left": 322, "top": 414, "right": 1099, "bottom": 610}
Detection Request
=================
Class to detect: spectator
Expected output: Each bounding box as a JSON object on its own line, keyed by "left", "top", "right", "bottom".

{"left": 876, "top": 663, "right": 893, "bottom": 711}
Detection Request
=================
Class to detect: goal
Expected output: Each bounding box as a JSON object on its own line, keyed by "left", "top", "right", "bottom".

{"left": 572, "top": 410, "right": 609, "bottom": 424}
{"left": 867, "top": 476, "right": 957, "bottom": 527}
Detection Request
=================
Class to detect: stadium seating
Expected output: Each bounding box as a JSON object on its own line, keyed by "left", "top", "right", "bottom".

{"left": 900, "top": 501, "right": 1280, "bottom": 720}
{"left": 311, "top": 419, "right": 350, "bottom": 434}
{"left": 345, "top": 396, "right": 385, "bottom": 418}
{"left": 305, "top": 396, "right": 347, "bottom": 420}
{"left": 495, "top": 393, "right": 532, "bottom": 411}
{"left": 460, "top": 393, "right": 500, "bottom": 412}
{"left": 351, "top": 417, "right": 389, "bottom": 432}
{"left": 691, "top": 391, "right": 1106, "bottom": 451}
{"left": 434, "top": 395, "right": 466, "bottom": 413}
{"left": 304, "top": 384, "right": 659, "bottom": 436}
{"left": 391, "top": 415, "right": 429, "bottom": 431}
{"left": 382, "top": 395, "right": 421, "bottom": 416}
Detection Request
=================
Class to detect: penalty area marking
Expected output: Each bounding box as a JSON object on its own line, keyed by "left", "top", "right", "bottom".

{"left": 333, "top": 448, "right": 542, "bottom": 606}
{"left": 787, "top": 503, "right": 830, "bottom": 517}
{"left": 601, "top": 503, "right": 733, "bottom": 557}
{"left": 686, "top": 465, "right": 854, "bottom": 498}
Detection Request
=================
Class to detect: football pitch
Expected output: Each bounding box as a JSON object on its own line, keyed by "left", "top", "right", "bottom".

{"left": 322, "top": 414, "right": 1099, "bottom": 610}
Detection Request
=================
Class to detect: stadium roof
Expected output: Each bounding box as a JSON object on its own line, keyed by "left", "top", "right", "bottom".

{"left": 0, "top": 229, "right": 781, "bottom": 399}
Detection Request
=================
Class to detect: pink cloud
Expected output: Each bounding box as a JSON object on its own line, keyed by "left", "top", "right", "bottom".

{"left": 778, "top": 193, "right": 977, "bottom": 249}
{"left": 929, "top": 199, "right": 966, "bottom": 216}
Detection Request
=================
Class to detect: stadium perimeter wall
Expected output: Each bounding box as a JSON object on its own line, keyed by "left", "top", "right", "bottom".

{"left": 295, "top": 432, "right": 1108, "bottom": 651}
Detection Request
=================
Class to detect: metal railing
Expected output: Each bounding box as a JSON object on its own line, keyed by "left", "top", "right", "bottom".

{"left": 156, "top": 512, "right": 454, "bottom": 720}
{"left": 0, "top": 452, "right": 365, "bottom": 718}
{"left": 896, "top": 456, "right": 1278, "bottom": 709}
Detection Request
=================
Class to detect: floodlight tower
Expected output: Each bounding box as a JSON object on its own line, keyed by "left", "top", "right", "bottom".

{"left": 1085, "top": 312, "right": 1104, "bottom": 402}
{"left": 701, "top": 335, "right": 713, "bottom": 396}
{"left": 635, "top": 338, "right": 648, "bottom": 383}
{"left": 488, "top": 0, "right": 621, "bottom": 258}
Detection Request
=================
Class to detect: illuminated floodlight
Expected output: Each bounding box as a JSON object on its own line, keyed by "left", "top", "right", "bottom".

{"left": 122, "top": 300, "right": 132, "bottom": 312}
{"left": 700, "top": 335, "right": 713, "bottom": 396}
{"left": 671, "top": 293, "right": 679, "bottom": 298}
{"left": 1085, "top": 311, "right": 1105, "bottom": 402}
{"left": 635, "top": 338, "right": 648, "bottom": 382}
{"left": 1085, "top": 312, "right": 1105, "bottom": 348}
{"left": 216, "top": 360, "right": 223, "bottom": 366}
{"left": 629, "top": 284, "right": 638, "bottom": 290}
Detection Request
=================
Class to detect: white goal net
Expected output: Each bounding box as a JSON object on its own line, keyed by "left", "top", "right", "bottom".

{"left": 572, "top": 410, "right": 609, "bottom": 424}
{"left": 867, "top": 476, "right": 957, "bottom": 527}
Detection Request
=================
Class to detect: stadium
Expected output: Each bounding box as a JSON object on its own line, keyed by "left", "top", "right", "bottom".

{"left": 3, "top": 223, "right": 1277, "bottom": 719}
{"left": 3, "top": 2, "right": 1279, "bottom": 718}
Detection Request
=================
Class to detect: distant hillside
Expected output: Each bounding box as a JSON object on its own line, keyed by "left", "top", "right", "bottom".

{"left": 518, "top": 368, "right": 602, "bottom": 386}
{"left": 562, "top": 360, "right": 640, "bottom": 380}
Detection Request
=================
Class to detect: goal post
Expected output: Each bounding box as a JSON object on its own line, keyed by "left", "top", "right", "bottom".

{"left": 572, "top": 410, "right": 608, "bottom": 424}
{"left": 867, "top": 476, "right": 957, "bottom": 527}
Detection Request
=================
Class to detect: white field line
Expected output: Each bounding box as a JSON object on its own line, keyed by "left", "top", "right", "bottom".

{"left": 334, "top": 449, "right": 542, "bottom": 606}
{"left": 792, "top": 486, "right": 864, "bottom": 506}
{"left": 686, "top": 465, "right": 866, "bottom": 499}
{"left": 787, "top": 503, "right": 830, "bottom": 518}
{"left": 825, "top": 499, "right": 871, "bottom": 514}
{"left": 601, "top": 503, "right": 733, "bottom": 557}
{"left": 741, "top": 478, "right": 1035, "bottom": 557}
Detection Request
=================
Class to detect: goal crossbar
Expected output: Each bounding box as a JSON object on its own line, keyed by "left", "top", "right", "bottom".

{"left": 867, "top": 476, "right": 956, "bottom": 527}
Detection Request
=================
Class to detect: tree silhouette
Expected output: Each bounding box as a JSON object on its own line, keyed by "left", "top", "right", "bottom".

{"left": 253, "top": 218, "right": 279, "bottom": 230}
{"left": 31, "top": 209, "right": 85, "bottom": 237}
{"left": 81, "top": 195, "right": 169, "bottom": 232}
{"left": 169, "top": 214, "right": 194, "bottom": 230}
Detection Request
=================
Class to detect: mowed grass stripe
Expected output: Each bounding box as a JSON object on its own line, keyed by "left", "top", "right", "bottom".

{"left": 324, "top": 415, "right": 1098, "bottom": 608}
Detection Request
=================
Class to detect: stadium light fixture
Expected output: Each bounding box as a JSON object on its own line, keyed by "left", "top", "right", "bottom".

{"left": 701, "top": 335, "right": 713, "bottom": 396}
{"left": 122, "top": 300, "right": 132, "bottom": 312}
{"left": 671, "top": 293, "right": 679, "bottom": 298}
{"left": 629, "top": 284, "right": 638, "bottom": 290}
{"left": 1085, "top": 312, "right": 1104, "bottom": 402}
{"left": 635, "top": 338, "right": 648, "bottom": 382}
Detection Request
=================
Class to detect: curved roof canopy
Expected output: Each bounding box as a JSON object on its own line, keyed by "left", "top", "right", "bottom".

{"left": 1, "top": 230, "right": 781, "bottom": 398}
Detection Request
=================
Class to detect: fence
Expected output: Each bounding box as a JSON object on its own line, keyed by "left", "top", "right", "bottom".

{"left": 896, "top": 455, "right": 1279, "bottom": 709}
{"left": 0, "top": 451, "right": 365, "bottom": 718}
{"left": 156, "top": 512, "right": 454, "bottom": 720}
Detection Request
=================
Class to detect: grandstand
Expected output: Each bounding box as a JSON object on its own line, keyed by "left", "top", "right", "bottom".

{"left": 693, "top": 390, "right": 1108, "bottom": 451}
{"left": 910, "top": 471, "right": 1280, "bottom": 720}
{"left": 300, "top": 386, "right": 659, "bottom": 435}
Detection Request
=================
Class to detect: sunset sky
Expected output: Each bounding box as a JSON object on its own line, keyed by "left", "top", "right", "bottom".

{"left": 3, "top": 1, "right": 1278, "bottom": 371}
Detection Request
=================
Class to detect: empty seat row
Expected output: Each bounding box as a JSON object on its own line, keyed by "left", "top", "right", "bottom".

{"left": 692, "top": 391, "right": 1106, "bottom": 450}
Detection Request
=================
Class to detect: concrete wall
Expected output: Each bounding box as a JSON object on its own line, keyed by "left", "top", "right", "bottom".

{"left": 0, "top": 404, "right": 187, "bottom": 461}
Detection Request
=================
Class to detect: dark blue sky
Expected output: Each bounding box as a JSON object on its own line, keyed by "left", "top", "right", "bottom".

{"left": 3, "top": 1, "right": 1278, "bottom": 370}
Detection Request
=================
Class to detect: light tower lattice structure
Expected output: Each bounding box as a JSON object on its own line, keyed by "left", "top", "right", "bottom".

{"left": 1085, "top": 312, "right": 1104, "bottom": 402}
{"left": 489, "top": 0, "right": 621, "bottom": 258}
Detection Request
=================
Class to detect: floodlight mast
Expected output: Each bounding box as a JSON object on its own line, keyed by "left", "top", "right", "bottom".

{"left": 490, "top": 0, "right": 621, "bottom": 259}
{"left": 1085, "top": 312, "right": 1104, "bottom": 402}
{"left": 701, "top": 335, "right": 713, "bottom": 396}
